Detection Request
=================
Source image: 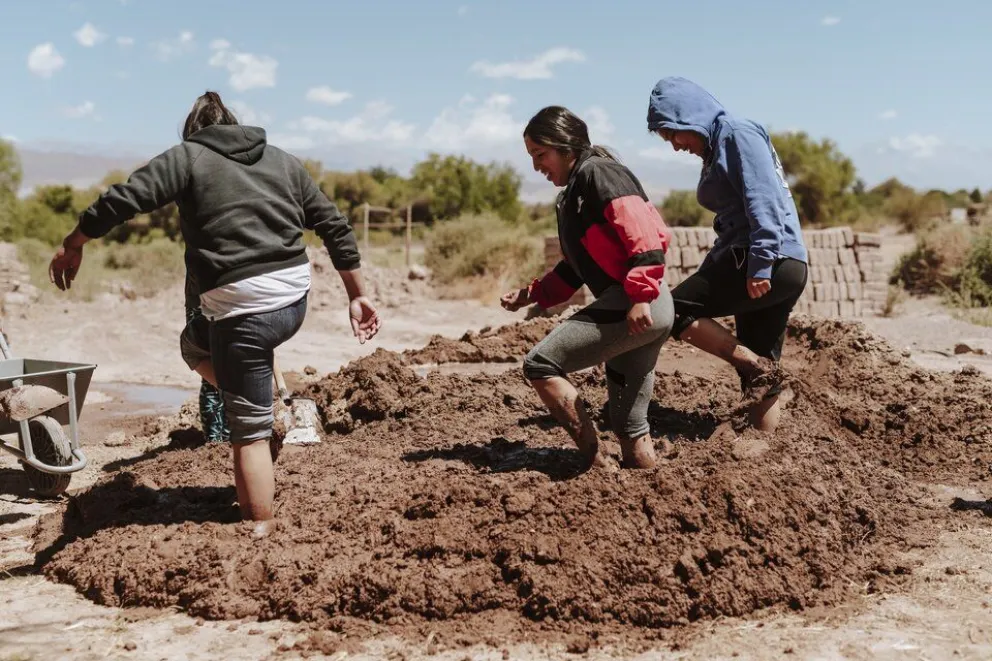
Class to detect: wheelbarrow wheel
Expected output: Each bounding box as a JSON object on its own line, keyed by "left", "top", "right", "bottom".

{"left": 21, "top": 416, "right": 73, "bottom": 498}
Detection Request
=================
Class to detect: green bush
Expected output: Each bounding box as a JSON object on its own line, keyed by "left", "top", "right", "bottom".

{"left": 424, "top": 213, "right": 542, "bottom": 286}
{"left": 952, "top": 228, "right": 992, "bottom": 307}
{"left": 660, "top": 190, "right": 713, "bottom": 227}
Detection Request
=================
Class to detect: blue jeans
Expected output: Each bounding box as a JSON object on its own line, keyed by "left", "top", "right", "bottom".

{"left": 180, "top": 294, "right": 308, "bottom": 444}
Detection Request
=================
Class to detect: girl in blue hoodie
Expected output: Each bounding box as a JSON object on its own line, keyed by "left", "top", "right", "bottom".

{"left": 646, "top": 76, "right": 809, "bottom": 431}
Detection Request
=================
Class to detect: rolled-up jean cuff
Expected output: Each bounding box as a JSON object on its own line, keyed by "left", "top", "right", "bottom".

{"left": 222, "top": 392, "right": 273, "bottom": 444}
{"left": 180, "top": 326, "right": 210, "bottom": 370}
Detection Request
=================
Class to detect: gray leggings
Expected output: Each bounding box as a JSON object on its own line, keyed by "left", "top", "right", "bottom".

{"left": 523, "top": 286, "right": 675, "bottom": 439}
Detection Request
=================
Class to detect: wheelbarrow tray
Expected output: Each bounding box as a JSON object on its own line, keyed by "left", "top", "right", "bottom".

{"left": 0, "top": 357, "right": 96, "bottom": 436}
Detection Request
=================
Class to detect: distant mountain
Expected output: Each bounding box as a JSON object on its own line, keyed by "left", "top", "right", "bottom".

{"left": 16, "top": 145, "right": 152, "bottom": 195}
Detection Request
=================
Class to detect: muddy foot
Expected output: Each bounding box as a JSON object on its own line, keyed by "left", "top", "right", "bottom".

{"left": 741, "top": 357, "right": 789, "bottom": 404}
{"left": 620, "top": 435, "right": 657, "bottom": 469}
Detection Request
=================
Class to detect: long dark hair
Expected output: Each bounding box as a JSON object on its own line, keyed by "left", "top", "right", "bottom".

{"left": 523, "top": 105, "right": 619, "bottom": 163}
{"left": 182, "top": 91, "right": 239, "bottom": 140}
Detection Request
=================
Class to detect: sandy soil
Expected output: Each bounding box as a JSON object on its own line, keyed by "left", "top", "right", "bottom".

{"left": 3, "top": 236, "right": 992, "bottom": 661}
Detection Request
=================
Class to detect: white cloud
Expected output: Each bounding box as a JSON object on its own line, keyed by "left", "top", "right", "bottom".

{"left": 886, "top": 134, "right": 943, "bottom": 158}
{"left": 27, "top": 43, "right": 65, "bottom": 78}
{"left": 63, "top": 101, "right": 96, "bottom": 119}
{"left": 74, "top": 22, "right": 106, "bottom": 47}
{"left": 469, "top": 47, "right": 585, "bottom": 80}
{"left": 584, "top": 106, "right": 615, "bottom": 143}
{"left": 878, "top": 109, "right": 897, "bottom": 120}
{"left": 209, "top": 39, "right": 277, "bottom": 91}
{"left": 306, "top": 86, "right": 352, "bottom": 106}
{"left": 285, "top": 101, "right": 415, "bottom": 145}
{"left": 153, "top": 30, "right": 195, "bottom": 61}
{"left": 117, "top": 36, "right": 135, "bottom": 47}
{"left": 638, "top": 145, "right": 700, "bottom": 167}
{"left": 821, "top": 16, "right": 841, "bottom": 26}
{"left": 424, "top": 94, "right": 521, "bottom": 150}
{"left": 1, "top": 135, "right": 18, "bottom": 143}
{"left": 228, "top": 100, "right": 272, "bottom": 126}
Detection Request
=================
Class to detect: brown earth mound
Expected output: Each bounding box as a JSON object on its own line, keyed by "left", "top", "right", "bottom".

{"left": 32, "top": 315, "right": 992, "bottom": 646}
{"left": 400, "top": 316, "right": 559, "bottom": 365}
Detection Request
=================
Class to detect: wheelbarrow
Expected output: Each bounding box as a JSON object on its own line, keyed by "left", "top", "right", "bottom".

{"left": 0, "top": 331, "right": 96, "bottom": 497}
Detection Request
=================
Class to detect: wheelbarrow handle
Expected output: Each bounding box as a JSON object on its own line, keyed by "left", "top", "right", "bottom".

{"left": 0, "top": 329, "right": 13, "bottom": 361}
{"left": 20, "top": 447, "right": 89, "bottom": 474}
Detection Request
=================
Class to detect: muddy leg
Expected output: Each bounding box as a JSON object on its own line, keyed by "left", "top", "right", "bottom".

{"left": 748, "top": 393, "right": 782, "bottom": 432}
{"left": 233, "top": 438, "right": 275, "bottom": 522}
{"left": 679, "top": 318, "right": 784, "bottom": 400}
{"left": 529, "top": 376, "right": 612, "bottom": 470}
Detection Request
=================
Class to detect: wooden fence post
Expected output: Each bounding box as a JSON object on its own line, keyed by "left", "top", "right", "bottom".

{"left": 362, "top": 202, "right": 370, "bottom": 253}
{"left": 405, "top": 204, "right": 413, "bottom": 267}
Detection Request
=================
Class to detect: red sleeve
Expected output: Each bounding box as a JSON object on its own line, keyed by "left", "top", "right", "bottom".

{"left": 603, "top": 196, "right": 672, "bottom": 303}
{"left": 527, "top": 260, "right": 583, "bottom": 309}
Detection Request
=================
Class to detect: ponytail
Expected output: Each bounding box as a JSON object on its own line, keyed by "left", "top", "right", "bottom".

{"left": 182, "top": 90, "right": 240, "bottom": 140}
{"left": 589, "top": 145, "right": 621, "bottom": 164}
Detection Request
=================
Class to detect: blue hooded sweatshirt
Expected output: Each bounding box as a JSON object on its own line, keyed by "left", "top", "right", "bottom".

{"left": 646, "top": 77, "right": 807, "bottom": 280}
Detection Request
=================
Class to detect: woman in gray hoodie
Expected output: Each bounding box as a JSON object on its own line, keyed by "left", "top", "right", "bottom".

{"left": 49, "top": 91, "right": 381, "bottom": 531}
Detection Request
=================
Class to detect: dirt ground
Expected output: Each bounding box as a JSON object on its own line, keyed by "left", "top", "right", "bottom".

{"left": 3, "top": 235, "right": 992, "bottom": 661}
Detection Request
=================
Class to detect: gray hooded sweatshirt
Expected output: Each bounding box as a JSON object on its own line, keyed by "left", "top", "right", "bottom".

{"left": 78, "top": 124, "right": 360, "bottom": 297}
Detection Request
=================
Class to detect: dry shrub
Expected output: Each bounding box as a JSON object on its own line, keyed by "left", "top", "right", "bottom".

{"left": 424, "top": 213, "right": 543, "bottom": 293}
{"left": 892, "top": 224, "right": 974, "bottom": 295}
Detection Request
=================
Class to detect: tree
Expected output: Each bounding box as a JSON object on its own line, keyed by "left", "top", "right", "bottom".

{"left": 410, "top": 153, "right": 522, "bottom": 222}
{"left": 770, "top": 131, "right": 859, "bottom": 226}
{"left": 659, "top": 190, "right": 714, "bottom": 227}
{"left": 0, "top": 139, "right": 21, "bottom": 197}
{"left": 971, "top": 188, "right": 984, "bottom": 204}
{"left": 0, "top": 139, "right": 22, "bottom": 240}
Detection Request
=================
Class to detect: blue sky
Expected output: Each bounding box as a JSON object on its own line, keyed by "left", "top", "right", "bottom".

{"left": 2, "top": 0, "right": 990, "bottom": 199}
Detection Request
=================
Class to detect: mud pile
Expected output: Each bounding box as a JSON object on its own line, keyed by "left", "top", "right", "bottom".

{"left": 34, "top": 315, "right": 992, "bottom": 639}
{"left": 401, "top": 316, "right": 559, "bottom": 365}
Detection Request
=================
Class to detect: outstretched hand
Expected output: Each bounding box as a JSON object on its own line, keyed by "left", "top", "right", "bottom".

{"left": 500, "top": 288, "right": 531, "bottom": 312}
{"left": 349, "top": 296, "right": 381, "bottom": 344}
{"left": 49, "top": 245, "right": 84, "bottom": 291}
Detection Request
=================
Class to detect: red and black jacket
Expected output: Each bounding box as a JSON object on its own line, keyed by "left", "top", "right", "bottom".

{"left": 528, "top": 149, "right": 672, "bottom": 308}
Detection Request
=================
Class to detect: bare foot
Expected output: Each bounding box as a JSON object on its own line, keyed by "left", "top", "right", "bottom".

{"left": 620, "top": 434, "right": 657, "bottom": 469}
{"left": 741, "top": 357, "right": 788, "bottom": 405}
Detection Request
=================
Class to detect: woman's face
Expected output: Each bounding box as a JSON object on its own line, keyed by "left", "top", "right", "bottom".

{"left": 524, "top": 135, "right": 574, "bottom": 187}
{"left": 656, "top": 128, "right": 706, "bottom": 158}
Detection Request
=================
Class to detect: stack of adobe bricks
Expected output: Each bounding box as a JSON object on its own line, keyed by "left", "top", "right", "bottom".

{"left": 540, "top": 227, "right": 888, "bottom": 317}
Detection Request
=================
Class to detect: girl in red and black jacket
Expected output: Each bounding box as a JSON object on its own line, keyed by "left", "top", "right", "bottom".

{"left": 501, "top": 106, "right": 675, "bottom": 470}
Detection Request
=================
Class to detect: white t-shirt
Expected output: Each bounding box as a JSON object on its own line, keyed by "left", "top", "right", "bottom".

{"left": 199, "top": 262, "right": 311, "bottom": 321}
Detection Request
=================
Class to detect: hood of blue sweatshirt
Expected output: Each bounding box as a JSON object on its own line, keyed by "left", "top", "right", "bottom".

{"left": 645, "top": 76, "right": 809, "bottom": 280}
{"left": 646, "top": 76, "right": 726, "bottom": 145}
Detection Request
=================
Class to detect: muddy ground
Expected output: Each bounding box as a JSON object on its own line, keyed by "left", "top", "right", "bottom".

{"left": 4, "top": 234, "right": 992, "bottom": 660}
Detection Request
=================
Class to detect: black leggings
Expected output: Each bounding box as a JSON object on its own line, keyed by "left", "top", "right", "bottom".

{"left": 671, "top": 246, "right": 808, "bottom": 364}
